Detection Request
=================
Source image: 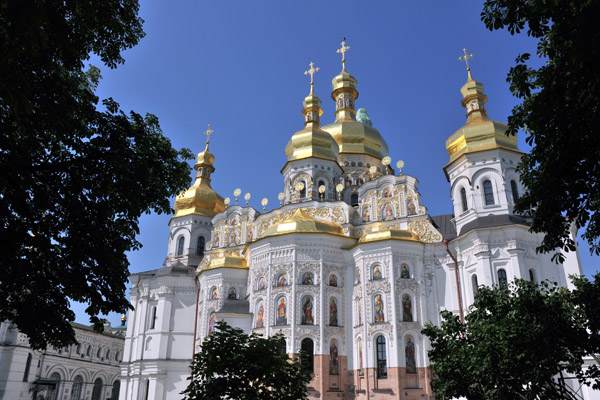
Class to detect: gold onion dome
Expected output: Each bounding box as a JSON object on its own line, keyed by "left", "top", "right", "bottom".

{"left": 263, "top": 208, "right": 345, "bottom": 238}
{"left": 445, "top": 70, "right": 520, "bottom": 163}
{"left": 174, "top": 138, "right": 226, "bottom": 218}
{"left": 199, "top": 252, "right": 248, "bottom": 275}
{"left": 358, "top": 228, "right": 421, "bottom": 244}
{"left": 321, "top": 68, "right": 389, "bottom": 160}
{"left": 285, "top": 62, "right": 339, "bottom": 163}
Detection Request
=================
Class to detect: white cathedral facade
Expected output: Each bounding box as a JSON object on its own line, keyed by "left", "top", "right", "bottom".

{"left": 118, "top": 52, "right": 593, "bottom": 400}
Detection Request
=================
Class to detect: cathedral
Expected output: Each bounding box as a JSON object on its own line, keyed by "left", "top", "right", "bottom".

{"left": 118, "top": 44, "right": 589, "bottom": 400}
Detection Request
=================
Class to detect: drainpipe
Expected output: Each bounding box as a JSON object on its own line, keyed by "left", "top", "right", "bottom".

{"left": 190, "top": 268, "right": 200, "bottom": 381}
{"left": 444, "top": 239, "right": 464, "bottom": 323}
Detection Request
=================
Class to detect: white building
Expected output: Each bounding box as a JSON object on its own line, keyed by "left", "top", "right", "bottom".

{"left": 119, "top": 56, "right": 594, "bottom": 400}
{"left": 0, "top": 321, "right": 124, "bottom": 400}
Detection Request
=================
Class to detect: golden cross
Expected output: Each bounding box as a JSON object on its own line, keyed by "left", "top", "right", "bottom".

{"left": 304, "top": 61, "right": 320, "bottom": 93}
{"left": 458, "top": 47, "right": 474, "bottom": 72}
{"left": 337, "top": 40, "right": 350, "bottom": 70}
{"left": 203, "top": 123, "right": 214, "bottom": 145}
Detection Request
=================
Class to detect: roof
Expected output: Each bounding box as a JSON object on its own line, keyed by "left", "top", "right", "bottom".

{"left": 459, "top": 214, "right": 531, "bottom": 236}
{"left": 430, "top": 214, "right": 457, "bottom": 241}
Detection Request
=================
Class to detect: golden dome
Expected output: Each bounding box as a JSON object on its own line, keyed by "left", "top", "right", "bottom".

{"left": 263, "top": 208, "right": 345, "bottom": 238}
{"left": 284, "top": 89, "right": 339, "bottom": 164}
{"left": 321, "top": 70, "right": 389, "bottom": 160}
{"left": 198, "top": 252, "right": 248, "bottom": 276}
{"left": 446, "top": 73, "right": 520, "bottom": 164}
{"left": 358, "top": 228, "right": 421, "bottom": 244}
{"left": 174, "top": 143, "right": 226, "bottom": 218}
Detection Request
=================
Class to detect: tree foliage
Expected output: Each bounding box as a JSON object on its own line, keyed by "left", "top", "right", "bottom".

{"left": 481, "top": 0, "right": 600, "bottom": 262}
{"left": 422, "top": 276, "right": 600, "bottom": 399}
{"left": 183, "top": 321, "right": 311, "bottom": 400}
{"left": 0, "top": 0, "right": 193, "bottom": 349}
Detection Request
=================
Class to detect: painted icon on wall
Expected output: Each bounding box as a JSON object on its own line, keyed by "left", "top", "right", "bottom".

{"left": 256, "top": 300, "right": 264, "bottom": 328}
{"left": 373, "top": 265, "right": 383, "bottom": 280}
{"left": 329, "top": 297, "right": 338, "bottom": 326}
{"left": 374, "top": 294, "right": 385, "bottom": 322}
{"left": 405, "top": 336, "right": 416, "bottom": 374}
{"left": 329, "top": 273, "right": 338, "bottom": 287}
{"left": 402, "top": 294, "right": 413, "bottom": 322}
{"left": 302, "top": 272, "right": 314, "bottom": 285}
{"left": 330, "top": 339, "right": 339, "bottom": 375}
{"left": 276, "top": 297, "right": 287, "bottom": 326}
{"left": 302, "top": 296, "right": 314, "bottom": 325}
{"left": 276, "top": 272, "right": 287, "bottom": 287}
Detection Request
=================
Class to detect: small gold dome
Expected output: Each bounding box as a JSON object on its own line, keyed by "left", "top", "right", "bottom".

{"left": 198, "top": 252, "right": 248, "bottom": 276}
{"left": 322, "top": 70, "right": 389, "bottom": 160}
{"left": 322, "top": 120, "right": 389, "bottom": 160}
{"left": 358, "top": 228, "right": 421, "bottom": 244}
{"left": 284, "top": 91, "right": 339, "bottom": 163}
{"left": 263, "top": 208, "right": 345, "bottom": 238}
{"left": 446, "top": 74, "right": 520, "bottom": 163}
{"left": 174, "top": 143, "right": 225, "bottom": 218}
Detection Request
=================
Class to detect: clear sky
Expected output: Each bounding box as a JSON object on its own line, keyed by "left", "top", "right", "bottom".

{"left": 78, "top": 0, "right": 599, "bottom": 325}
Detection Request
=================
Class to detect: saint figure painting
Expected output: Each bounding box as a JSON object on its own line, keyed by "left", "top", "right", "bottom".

{"left": 405, "top": 336, "right": 416, "bottom": 373}
{"left": 302, "top": 296, "right": 314, "bottom": 325}
{"left": 402, "top": 294, "right": 412, "bottom": 322}
{"left": 329, "top": 297, "right": 338, "bottom": 326}
{"left": 374, "top": 294, "right": 385, "bottom": 322}
{"left": 330, "top": 339, "right": 339, "bottom": 375}
{"left": 256, "top": 300, "right": 264, "bottom": 328}
{"left": 276, "top": 297, "right": 287, "bottom": 325}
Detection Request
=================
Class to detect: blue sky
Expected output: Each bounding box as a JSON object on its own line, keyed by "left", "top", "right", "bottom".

{"left": 78, "top": 0, "right": 598, "bottom": 325}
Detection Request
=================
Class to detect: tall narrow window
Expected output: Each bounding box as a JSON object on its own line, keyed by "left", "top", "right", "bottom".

{"left": 176, "top": 236, "right": 184, "bottom": 256}
{"left": 483, "top": 180, "right": 495, "bottom": 205}
{"left": 299, "top": 181, "right": 306, "bottom": 198}
{"left": 376, "top": 335, "right": 387, "bottom": 379}
{"left": 49, "top": 372, "right": 60, "bottom": 400}
{"left": 23, "top": 353, "right": 31, "bottom": 382}
{"left": 498, "top": 269, "right": 508, "bottom": 290}
{"left": 70, "top": 376, "right": 83, "bottom": 400}
{"left": 529, "top": 269, "right": 536, "bottom": 283}
{"left": 460, "top": 187, "right": 468, "bottom": 212}
{"left": 318, "top": 180, "right": 325, "bottom": 190}
{"left": 511, "top": 180, "right": 519, "bottom": 204}
{"left": 111, "top": 381, "right": 121, "bottom": 400}
{"left": 350, "top": 193, "right": 359, "bottom": 206}
{"left": 150, "top": 306, "right": 157, "bottom": 329}
{"left": 472, "top": 274, "right": 479, "bottom": 296}
{"left": 196, "top": 236, "right": 205, "bottom": 257}
{"left": 144, "top": 380, "right": 150, "bottom": 400}
{"left": 301, "top": 338, "right": 314, "bottom": 373}
{"left": 91, "top": 378, "right": 103, "bottom": 400}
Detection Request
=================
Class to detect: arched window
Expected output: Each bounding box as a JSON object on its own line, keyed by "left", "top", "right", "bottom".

{"left": 278, "top": 339, "right": 287, "bottom": 355}
{"left": 196, "top": 236, "right": 205, "bottom": 257}
{"left": 498, "top": 269, "right": 508, "bottom": 290}
{"left": 91, "top": 378, "right": 103, "bottom": 400}
{"left": 76, "top": 344, "right": 81, "bottom": 354}
{"left": 97, "top": 347, "right": 102, "bottom": 358}
{"left": 483, "top": 180, "right": 495, "bottom": 205}
{"left": 472, "top": 274, "right": 479, "bottom": 296}
{"left": 115, "top": 351, "right": 120, "bottom": 362}
{"left": 317, "top": 179, "right": 326, "bottom": 191}
{"left": 150, "top": 306, "right": 157, "bottom": 329}
{"left": 70, "top": 375, "right": 83, "bottom": 400}
{"left": 350, "top": 193, "right": 359, "bottom": 206}
{"left": 511, "top": 180, "right": 519, "bottom": 204}
{"left": 301, "top": 338, "right": 314, "bottom": 373}
{"left": 23, "top": 353, "right": 32, "bottom": 382}
{"left": 49, "top": 372, "right": 60, "bottom": 400}
{"left": 176, "top": 236, "right": 185, "bottom": 256}
{"left": 460, "top": 187, "right": 468, "bottom": 212}
{"left": 529, "top": 268, "right": 536, "bottom": 283}
{"left": 86, "top": 345, "right": 91, "bottom": 356}
{"left": 376, "top": 335, "right": 387, "bottom": 379}
{"left": 111, "top": 380, "right": 121, "bottom": 400}
{"left": 299, "top": 181, "right": 306, "bottom": 198}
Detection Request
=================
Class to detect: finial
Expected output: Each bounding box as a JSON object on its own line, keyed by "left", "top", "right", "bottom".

{"left": 203, "top": 123, "right": 214, "bottom": 147}
{"left": 304, "top": 61, "right": 320, "bottom": 94}
{"left": 337, "top": 39, "right": 350, "bottom": 71}
{"left": 458, "top": 47, "right": 475, "bottom": 79}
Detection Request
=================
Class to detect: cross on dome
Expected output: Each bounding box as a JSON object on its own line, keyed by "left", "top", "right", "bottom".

{"left": 304, "top": 61, "right": 320, "bottom": 93}
{"left": 458, "top": 47, "right": 475, "bottom": 76}
{"left": 203, "top": 123, "right": 214, "bottom": 145}
{"left": 337, "top": 39, "right": 350, "bottom": 71}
